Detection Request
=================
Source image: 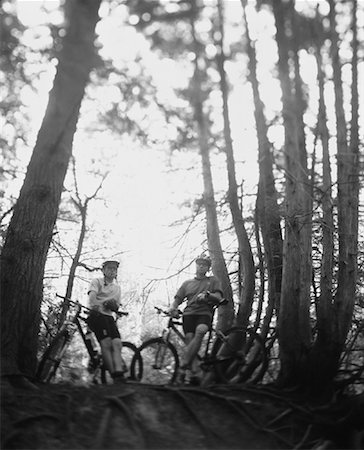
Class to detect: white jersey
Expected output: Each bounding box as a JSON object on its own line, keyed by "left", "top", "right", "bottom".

{"left": 88, "top": 277, "right": 121, "bottom": 316}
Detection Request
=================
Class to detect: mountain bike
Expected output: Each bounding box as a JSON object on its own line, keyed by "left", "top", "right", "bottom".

{"left": 36, "top": 294, "right": 142, "bottom": 384}
{"left": 131, "top": 301, "right": 268, "bottom": 386}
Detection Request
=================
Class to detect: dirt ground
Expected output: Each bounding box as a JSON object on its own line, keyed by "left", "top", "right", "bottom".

{"left": 1, "top": 378, "right": 364, "bottom": 450}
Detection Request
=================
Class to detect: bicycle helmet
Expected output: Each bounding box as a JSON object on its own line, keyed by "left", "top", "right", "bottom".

{"left": 195, "top": 254, "right": 212, "bottom": 268}
{"left": 102, "top": 260, "right": 120, "bottom": 268}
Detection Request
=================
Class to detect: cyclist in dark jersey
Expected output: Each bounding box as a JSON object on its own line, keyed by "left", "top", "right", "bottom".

{"left": 169, "top": 254, "right": 223, "bottom": 385}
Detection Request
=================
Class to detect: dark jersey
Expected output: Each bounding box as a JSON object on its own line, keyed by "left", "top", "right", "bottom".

{"left": 175, "top": 276, "right": 223, "bottom": 317}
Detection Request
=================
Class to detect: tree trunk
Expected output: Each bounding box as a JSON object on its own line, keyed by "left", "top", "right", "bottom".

{"left": 272, "top": 0, "right": 312, "bottom": 386}
{"left": 193, "top": 89, "right": 234, "bottom": 330}
{"left": 59, "top": 202, "right": 87, "bottom": 327}
{"left": 310, "top": 0, "right": 360, "bottom": 386}
{"left": 315, "top": 44, "right": 334, "bottom": 348}
{"left": 216, "top": 0, "right": 255, "bottom": 331}
{"left": 59, "top": 163, "right": 107, "bottom": 326}
{"left": 0, "top": 0, "right": 101, "bottom": 378}
{"left": 291, "top": 5, "right": 313, "bottom": 327}
{"left": 332, "top": 0, "right": 359, "bottom": 347}
{"left": 242, "top": 2, "right": 283, "bottom": 339}
{"left": 190, "top": 10, "right": 234, "bottom": 331}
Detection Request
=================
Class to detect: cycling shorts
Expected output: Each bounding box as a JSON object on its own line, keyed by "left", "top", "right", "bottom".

{"left": 86, "top": 312, "right": 120, "bottom": 342}
{"left": 182, "top": 314, "right": 212, "bottom": 334}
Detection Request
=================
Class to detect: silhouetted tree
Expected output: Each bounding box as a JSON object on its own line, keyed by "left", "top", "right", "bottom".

{"left": 0, "top": 0, "right": 102, "bottom": 384}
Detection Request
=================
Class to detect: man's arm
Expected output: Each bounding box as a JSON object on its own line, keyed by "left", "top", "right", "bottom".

{"left": 168, "top": 296, "right": 183, "bottom": 318}
{"left": 103, "top": 299, "right": 119, "bottom": 312}
{"left": 195, "top": 290, "right": 222, "bottom": 303}
{"left": 104, "top": 285, "right": 121, "bottom": 312}
{"left": 206, "top": 290, "right": 223, "bottom": 306}
{"left": 88, "top": 290, "right": 99, "bottom": 311}
{"left": 168, "top": 281, "right": 187, "bottom": 316}
{"left": 196, "top": 277, "right": 223, "bottom": 305}
{"left": 208, "top": 277, "right": 224, "bottom": 304}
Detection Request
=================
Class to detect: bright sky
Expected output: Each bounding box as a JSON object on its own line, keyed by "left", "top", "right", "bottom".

{"left": 13, "top": 1, "right": 260, "bottom": 292}
{"left": 10, "top": 0, "right": 363, "bottom": 308}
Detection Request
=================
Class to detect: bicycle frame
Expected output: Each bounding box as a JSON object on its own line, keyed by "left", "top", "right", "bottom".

{"left": 161, "top": 317, "right": 184, "bottom": 344}
{"left": 56, "top": 294, "right": 127, "bottom": 350}
{"left": 38, "top": 294, "right": 143, "bottom": 384}
{"left": 56, "top": 295, "right": 99, "bottom": 362}
{"left": 137, "top": 301, "right": 268, "bottom": 385}
{"left": 155, "top": 306, "right": 219, "bottom": 365}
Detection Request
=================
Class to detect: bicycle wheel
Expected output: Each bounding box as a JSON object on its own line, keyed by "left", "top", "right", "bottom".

{"left": 135, "top": 338, "right": 179, "bottom": 385}
{"left": 36, "top": 330, "right": 69, "bottom": 383}
{"left": 211, "top": 327, "right": 268, "bottom": 384}
{"left": 100, "top": 341, "right": 143, "bottom": 384}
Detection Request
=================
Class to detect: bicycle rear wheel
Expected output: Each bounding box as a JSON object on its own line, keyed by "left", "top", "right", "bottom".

{"left": 134, "top": 338, "right": 179, "bottom": 385}
{"left": 100, "top": 341, "right": 143, "bottom": 384}
{"left": 36, "top": 331, "right": 69, "bottom": 383}
{"left": 212, "top": 327, "right": 268, "bottom": 384}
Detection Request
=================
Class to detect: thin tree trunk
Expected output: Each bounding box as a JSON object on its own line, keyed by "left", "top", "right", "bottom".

{"left": 316, "top": 45, "right": 334, "bottom": 344}
{"left": 305, "top": 38, "right": 336, "bottom": 389}
{"left": 291, "top": 4, "right": 313, "bottom": 333}
{"left": 253, "top": 207, "right": 266, "bottom": 334}
{"left": 59, "top": 163, "right": 107, "bottom": 326}
{"left": 241, "top": 2, "right": 283, "bottom": 339}
{"left": 331, "top": 0, "right": 359, "bottom": 364}
{"left": 59, "top": 202, "right": 87, "bottom": 326}
{"left": 309, "top": 0, "right": 359, "bottom": 389}
{"left": 216, "top": 0, "right": 255, "bottom": 330}
{"left": 190, "top": 7, "right": 234, "bottom": 331}
{"left": 272, "top": 0, "right": 312, "bottom": 386}
{"left": 0, "top": 0, "right": 101, "bottom": 378}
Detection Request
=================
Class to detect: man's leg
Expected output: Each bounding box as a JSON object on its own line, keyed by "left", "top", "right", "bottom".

{"left": 176, "top": 332, "right": 194, "bottom": 384}
{"left": 111, "top": 338, "right": 124, "bottom": 373}
{"left": 184, "top": 324, "right": 209, "bottom": 368}
{"left": 100, "top": 337, "right": 114, "bottom": 374}
{"left": 181, "top": 332, "right": 194, "bottom": 367}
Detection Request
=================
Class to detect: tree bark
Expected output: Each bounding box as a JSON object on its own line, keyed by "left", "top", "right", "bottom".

{"left": 307, "top": 0, "right": 359, "bottom": 389}
{"left": 241, "top": 2, "right": 283, "bottom": 339}
{"left": 216, "top": 0, "right": 255, "bottom": 331}
{"left": 0, "top": 0, "right": 101, "bottom": 378}
{"left": 190, "top": 7, "right": 234, "bottom": 331}
{"left": 314, "top": 0, "right": 359, "bottom": 382}
{"left": 272, "top": 0, "right": 312, "bottom": 385}
{"left": 332, "top": 0, "right": 359, "bottom": 347}
{"left": 59, "top": 162, "right": 107, "bottom": 326}
{"left": 315, "top": 45, "right": 334, "bottom": 346}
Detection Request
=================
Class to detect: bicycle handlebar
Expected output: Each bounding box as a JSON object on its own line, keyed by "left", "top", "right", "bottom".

{"left": 154, "top": 297, "right": 227, "bottom": 318}
{"left": 154, "top": 306, "right": 183, "bottom": 317}
{"left": 55, "top": 293, "right": 128, "bottom": 317}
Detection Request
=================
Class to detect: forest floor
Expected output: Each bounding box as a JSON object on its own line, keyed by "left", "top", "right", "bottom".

{"left": 1, "top": 378, "right": 364, "bottom": 450}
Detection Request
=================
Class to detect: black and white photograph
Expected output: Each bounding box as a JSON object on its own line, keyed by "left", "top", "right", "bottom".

{"left": 1, "top": 0, "right": 363, "bottom": 448}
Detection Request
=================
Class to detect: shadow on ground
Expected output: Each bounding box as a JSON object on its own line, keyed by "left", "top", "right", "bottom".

{"left": 1, "top": 380, "right": 364, "bottom": 449}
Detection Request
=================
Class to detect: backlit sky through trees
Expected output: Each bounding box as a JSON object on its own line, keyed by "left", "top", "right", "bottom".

{"left": 7, "top": 0, "right": 363, "bottom": 306}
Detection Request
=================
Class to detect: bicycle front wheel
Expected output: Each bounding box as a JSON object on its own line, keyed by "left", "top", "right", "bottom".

{"left": 136, "top": 338, "right": 179, "bottom": 385}
{"left": 100, "top": 341, "right": 143, "bottom": 384}
{"left": 36, "top": 331, "right": 69, "bottom": 383}
{"left": 212, "top": 327, "right": 268, "bottom": 384}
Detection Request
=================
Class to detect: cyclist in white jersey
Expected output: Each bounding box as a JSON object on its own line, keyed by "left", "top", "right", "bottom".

{"left": 87, "top": 260, "right": 125, "bottom": 382}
